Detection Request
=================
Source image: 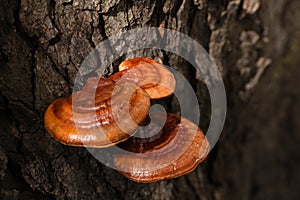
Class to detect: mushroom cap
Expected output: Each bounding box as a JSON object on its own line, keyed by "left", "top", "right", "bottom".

{"left": 109, "top": 58, "right": 176, "bottom": 99}
{"left": 114, "top": 113, "right": 210, "bottom": 183}
{"left": 44, "top": 77, "right": 151, "bottom": 147}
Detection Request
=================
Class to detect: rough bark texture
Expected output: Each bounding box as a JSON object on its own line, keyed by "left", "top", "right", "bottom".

{"left": 1, "top": 0, "right": 299, "bottom": 199}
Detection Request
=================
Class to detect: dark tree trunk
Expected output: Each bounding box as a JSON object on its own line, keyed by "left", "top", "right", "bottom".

{"left": 1, "top": 0, "right": 299, "bottom": 199}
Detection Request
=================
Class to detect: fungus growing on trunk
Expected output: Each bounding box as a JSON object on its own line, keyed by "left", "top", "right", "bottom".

{"left": 109, "top": 58, "right": 176, "bottom": 99}
{"left": 44, "top": 77, "right": 150, "bottom": 147}
{"left": 115, "top": 113, "right": 210, "bottom": 183}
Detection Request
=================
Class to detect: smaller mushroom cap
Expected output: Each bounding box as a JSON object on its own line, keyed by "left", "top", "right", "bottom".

{"left": 114, "top": 113, "right": 210, "bottom": 183}
{"left": 44, "top": 77, "right": 150, "bottom": 147}
{"left": 109, "top": 58, "right": 176, "bottom": 99}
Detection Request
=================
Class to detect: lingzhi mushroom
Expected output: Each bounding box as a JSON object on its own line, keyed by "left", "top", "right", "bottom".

{"left": 109, "top": 58, "right": 176, "bottom": 99}
{"left": 115, "top": 112, "right": 210, "bottom": 183}
{"left": 44, "top": 57, "right": 210, "bottom": 182}
{"left": 44, "top": 77, "right": 150, "bottom": 147}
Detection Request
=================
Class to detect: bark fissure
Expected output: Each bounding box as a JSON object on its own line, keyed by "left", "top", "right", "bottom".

{"left": 13, "top": 0, "right": 39, "bottom": 49}
{"left": 48, "top": 0, "right": 62, "bottom": 46}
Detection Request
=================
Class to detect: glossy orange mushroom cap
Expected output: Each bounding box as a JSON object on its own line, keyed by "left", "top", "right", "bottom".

{"left": 44, "top": 77, "right": 150, "bottom": 147}
{"left": 109, "top": 58, "right": 176, "bottom": 99}
{"left": 114, "top": 113, "right": 210, "bottom": 183}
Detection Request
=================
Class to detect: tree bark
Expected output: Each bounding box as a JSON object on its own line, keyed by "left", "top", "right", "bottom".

{"left": 1, "top": 0, "right": 299, "bottom": 199}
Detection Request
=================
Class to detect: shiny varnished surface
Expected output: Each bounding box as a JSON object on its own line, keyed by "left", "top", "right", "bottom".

{"left": 44, "top": 77, "right": 151, "bottom": 147}
{"left": 109, "top": 58, "right": 176, "bottom": 99}
{"left": 114, "top": 113, "right": 210, "bottom": 183}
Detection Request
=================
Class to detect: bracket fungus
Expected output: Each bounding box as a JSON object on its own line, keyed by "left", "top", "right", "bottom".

{"left": 44, "top": 77, "right": 150, "bottom": 147}
{"left": 115, "top": 113, "right": 210, "bottom": 183}
{"left": 44, "top": 58, "right": 210, "bottom": 182}
{"left": 109, "top": 58, "right": 176, "bottom": 99}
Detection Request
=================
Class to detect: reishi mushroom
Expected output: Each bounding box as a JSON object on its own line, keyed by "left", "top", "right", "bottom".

{"left": 109, "top": 58, "right": 176, "bottom": 99}
{"left": 114, "top": 113, "right": 210, "bottom": 183}
{"left": 44, "top": 77, "right": 150, "bottom": 147}
{"left": 44, "top": 57, "right": 210, "bottom": 182}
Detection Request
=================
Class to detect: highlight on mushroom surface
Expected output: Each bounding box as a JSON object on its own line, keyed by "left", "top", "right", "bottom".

{"left": 114, "top": 113, "right": 210, "bottom": 183}
{"left": 44, "top": 77, "right": 151, "bottom": 147}
{"left": 109, "top": 58, "right": 176, "bottom": 99}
